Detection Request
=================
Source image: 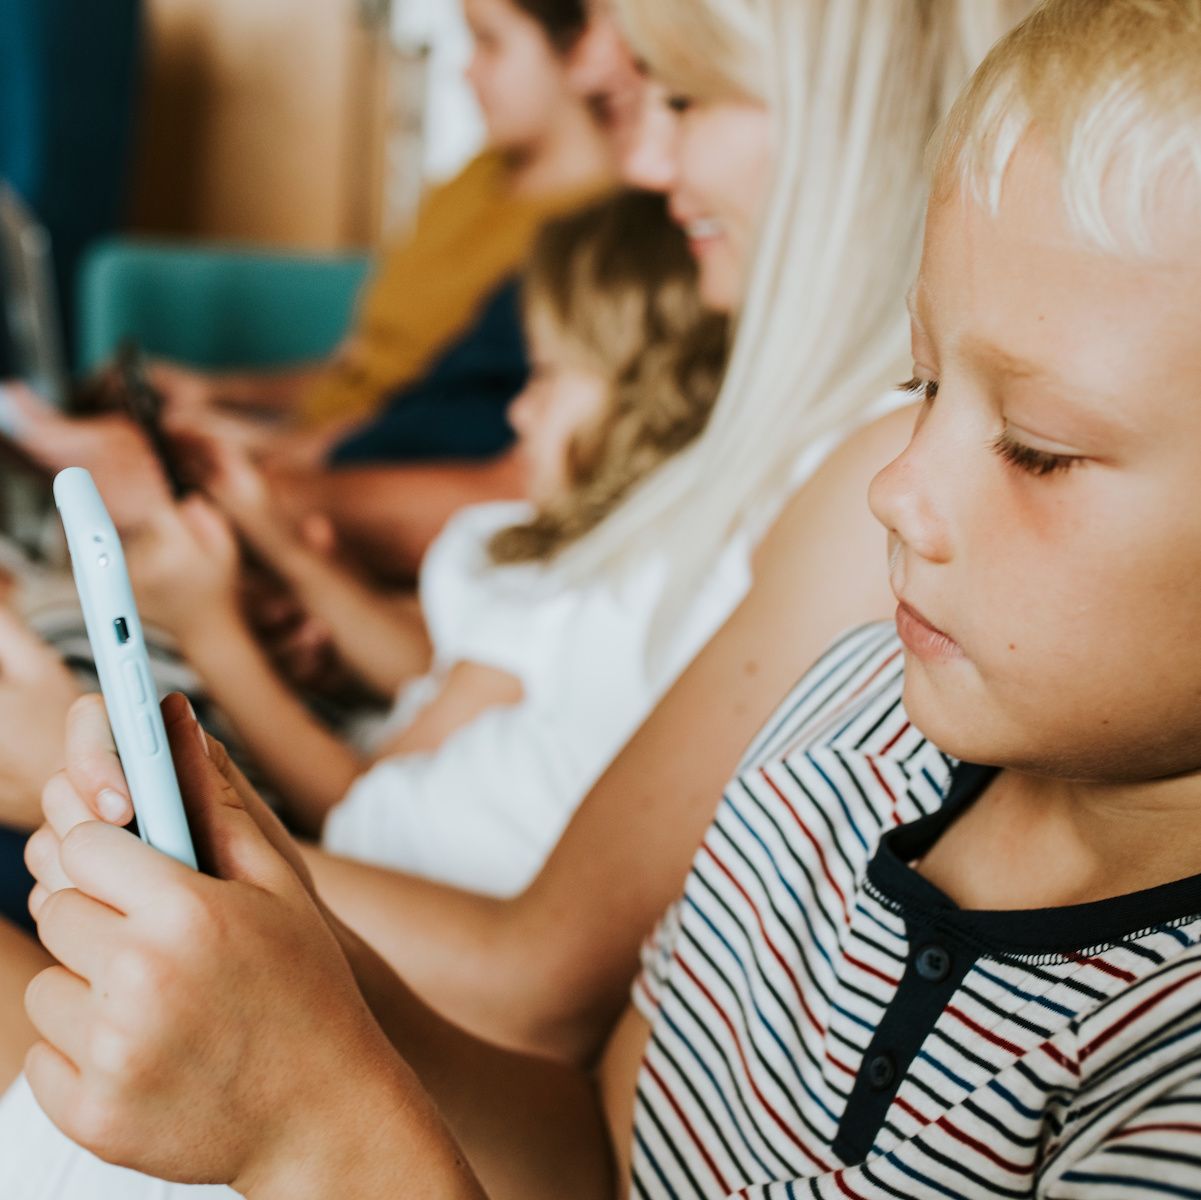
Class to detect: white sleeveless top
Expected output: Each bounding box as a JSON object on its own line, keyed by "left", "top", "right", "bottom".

{"left": 321, "top": 499, "right": 755, "bottom": 896}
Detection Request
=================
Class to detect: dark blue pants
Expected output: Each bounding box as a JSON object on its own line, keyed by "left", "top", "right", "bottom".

{"left": 0, "top": 824, "right": 35, "bottom": 934}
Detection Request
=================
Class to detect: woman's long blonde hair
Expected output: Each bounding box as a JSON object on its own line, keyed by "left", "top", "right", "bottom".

{"left": 552, "top": 0, "right": 1032, "bottom": 660}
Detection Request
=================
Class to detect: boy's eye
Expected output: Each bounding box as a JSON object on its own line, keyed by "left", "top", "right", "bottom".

{"left": 991, "top": 430, "right": 1083, "bottom": 477}
{"left": 666, "top": 94, "right": 694, "bottom": 114}
{"left": 899, "top": 376, "right": 939, "bottom": 404}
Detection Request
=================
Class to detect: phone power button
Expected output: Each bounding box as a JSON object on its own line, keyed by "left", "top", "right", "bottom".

{"left": 124, "top": 660, "right": 150, "bottom": 706}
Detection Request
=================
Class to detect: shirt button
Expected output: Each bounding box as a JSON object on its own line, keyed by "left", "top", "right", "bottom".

{"left": 916, "top": 943, "right": 952, "bottom": 983}
{"left": 866, "top": 1052, "right": 895, "bottom": 1091}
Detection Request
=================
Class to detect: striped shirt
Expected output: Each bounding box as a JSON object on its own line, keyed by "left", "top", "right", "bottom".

{"left": 631, "top": 622, "right": 1201, "bottom": 1198}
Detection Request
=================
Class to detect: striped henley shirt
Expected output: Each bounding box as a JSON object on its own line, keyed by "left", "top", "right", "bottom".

{"left": 631, "top": 622, "right": 1201, "bottom": 1198}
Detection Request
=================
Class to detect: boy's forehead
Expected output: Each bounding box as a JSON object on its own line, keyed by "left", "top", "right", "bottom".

{"left": 915, "top": 139, "right": 1201, "bottom": 429}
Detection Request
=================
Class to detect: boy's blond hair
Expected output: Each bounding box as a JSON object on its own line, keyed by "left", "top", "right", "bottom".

{"left": 489, "top": 190, "right": 728, "bottom": 565}
{"left": 936, "top": 0, "right": 1201, "bottom": 254}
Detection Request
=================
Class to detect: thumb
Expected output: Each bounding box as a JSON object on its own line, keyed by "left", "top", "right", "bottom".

{"left": 160, "top": 694, "right": 304, "bottom": 899}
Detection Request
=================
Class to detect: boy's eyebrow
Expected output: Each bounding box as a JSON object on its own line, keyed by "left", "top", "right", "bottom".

{"left": 907, "top": 290, "right": 1135, "bottom": 436}
{"left": 960, "top": 338, "right": 1051, "bottom": 383}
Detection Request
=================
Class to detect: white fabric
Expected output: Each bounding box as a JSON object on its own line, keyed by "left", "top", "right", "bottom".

{"left": 322, "top": 499, "right": 754, "bottom": 896}
{"left": 0, "top": 1075, "right": 234, "bottom": 1199}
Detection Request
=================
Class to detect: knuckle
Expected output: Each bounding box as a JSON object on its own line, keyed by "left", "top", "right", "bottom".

{"left": 59, "top": 820, "right": 108, "bottom": 868}
{"left": 106, "top": 946, "right": 170, "bottom": 1008}
{"left": 68, "top": 1090, "right": 128, "bottom": 1162}
{"left": 34, "top": 884, "right": 74, "bottom": 930}
{"left": 88, "top": 1019, "right": 150, "bottom": 1085}
{"left": 40, "top": 770, "right": 75, "bottom": 818}
{"left": 24, "top": 824, "right": 58, "bottom": 877}
{"left": 160, "top": 883, "right": 225, "bottom": 953}
{"left": 23, "top": 966, "right": 55, "bottom": 1017}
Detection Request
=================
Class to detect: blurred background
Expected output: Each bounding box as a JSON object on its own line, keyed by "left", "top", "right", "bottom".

{"left": 1, "top": 0, "right": 485, "bottom": 374}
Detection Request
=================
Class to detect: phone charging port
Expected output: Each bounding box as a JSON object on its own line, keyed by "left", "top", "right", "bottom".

{"left": 114, "top": 617, "right": 131, "bottom": 645}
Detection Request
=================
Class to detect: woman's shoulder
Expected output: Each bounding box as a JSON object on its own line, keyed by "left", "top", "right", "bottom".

{"left": 753, "top": 401, "right": 917, "bottom": 577}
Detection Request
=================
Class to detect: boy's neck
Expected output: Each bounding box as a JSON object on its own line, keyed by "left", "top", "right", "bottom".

{"left": 917, "top": 768, "right": 1201, "bottom": 912}
{"left": 506, "top": 103, "right": 613, "bottom": 200}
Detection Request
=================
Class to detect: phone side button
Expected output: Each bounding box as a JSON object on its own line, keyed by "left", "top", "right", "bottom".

{"left": 138, "top": 713, "right": 159, "bottom": 756}
{"left": 124, "top": 660, "right": 149, "bottom": 705}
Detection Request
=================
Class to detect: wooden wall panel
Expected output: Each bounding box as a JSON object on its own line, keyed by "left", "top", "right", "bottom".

{"left": 129, "top": 0, "right": 384, "bottom": 251}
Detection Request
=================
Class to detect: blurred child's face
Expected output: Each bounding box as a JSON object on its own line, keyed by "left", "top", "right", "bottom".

{"left": 870, "top": 139, "right": 1201, "bottom": 783}
{"left": 464, "top": 0, "right": 572, "bottom": 153}
{"left": 567, "top": 0, "right": 646, "bottom": 155}
{"left": 623, "top": 92, "right": 772, "bottom": 313}
{"left": 509, "top": 309, "right": 609, "bottom": 507}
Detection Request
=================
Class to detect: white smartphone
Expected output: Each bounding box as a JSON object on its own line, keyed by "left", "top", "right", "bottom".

{"left": 54, "top": 467, "right": 198, "bottom": 869}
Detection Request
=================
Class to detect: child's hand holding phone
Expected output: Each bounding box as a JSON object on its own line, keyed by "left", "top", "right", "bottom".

{"left": 23, "top": 693, "right": 406, "bottom": 1194}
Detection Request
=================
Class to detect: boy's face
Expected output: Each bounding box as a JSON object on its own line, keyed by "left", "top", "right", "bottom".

{"left": 870, "top": 139, "right": 1201, "bottom": 782}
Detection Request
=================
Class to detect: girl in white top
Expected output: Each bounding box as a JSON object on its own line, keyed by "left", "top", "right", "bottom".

{"left": 116, "top": 188, "right": 734, "bottom": 897}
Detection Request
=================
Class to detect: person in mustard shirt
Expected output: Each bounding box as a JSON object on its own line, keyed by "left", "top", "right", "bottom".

{"left": 0, "top": 0, "right": 628, "bottom": 574}
{"left": 147, "top": 0, "right": 614, "bottom": 446}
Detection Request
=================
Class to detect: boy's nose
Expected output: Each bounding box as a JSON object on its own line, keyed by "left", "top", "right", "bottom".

{"left": 868, "top": 440, "right": 952, "bottom": 568}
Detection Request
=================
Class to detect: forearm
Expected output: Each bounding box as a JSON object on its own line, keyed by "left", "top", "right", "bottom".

{"left": 181, "top": 615, "right": 363, "bottom": 834}
{"left": 241, "top": 1049, "right": 487, "bottom": 1200}
{"left": 302, "top": 454, "right": 526, "bottom": 583}
{"left": 210, "top": 364, "right": 325, "bottom": 415}
{"left": 304, "top": 848, "right": 621, "bottom": 1064}
{"left": 254, "top": 533, "right": 431, "bottom": 695}
{"left": 331, "top": 920, "right": 614, "bottom": 1200}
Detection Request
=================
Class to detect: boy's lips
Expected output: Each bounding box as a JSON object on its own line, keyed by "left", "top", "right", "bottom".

{"left": 895, "top": 601, "right": 963, "bottom": 662}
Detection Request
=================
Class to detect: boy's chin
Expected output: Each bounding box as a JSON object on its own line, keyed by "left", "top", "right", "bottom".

{"left": 901, "top": 673, "right": 1005, "bottom": 769}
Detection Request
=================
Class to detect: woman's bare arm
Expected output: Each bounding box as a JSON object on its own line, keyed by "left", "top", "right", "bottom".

{"left": 305, "top": 404, "right": 916, "bottom": 1064}
{"left": 373, "top": 661, "right": 524, "bottom": 758}
{"left": 270, "top": 452, "right": 528, "bottom": 583}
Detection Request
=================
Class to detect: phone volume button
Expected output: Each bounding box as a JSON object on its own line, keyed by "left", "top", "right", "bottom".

{"left": 124, "top": 660, "right": 150, "bottom": 706}
{"left": 138, "top": 713, "right": 159, "bottom": 756}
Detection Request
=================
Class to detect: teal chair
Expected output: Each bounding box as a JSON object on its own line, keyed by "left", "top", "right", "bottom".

{"left": 76, "top": 240, "right": 373, "bottom": 373}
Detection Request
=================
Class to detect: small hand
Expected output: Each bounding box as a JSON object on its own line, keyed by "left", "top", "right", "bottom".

{"left": 123, "top": 497, "right": 241, "bottom": 643}
{"left": 145, "top": 361, "right": 219, "bottom": 419}
{"left": 6, "top": 386, "right": 172, "bottom": 529}
{"left": 23, "top": 694, "right": 405, "bottom": 1192}
{"left": 199, "top": 437, "right": 278, "bottom": 539}
{"left": 0, "top": 607, "right": 81, "bottom": 829}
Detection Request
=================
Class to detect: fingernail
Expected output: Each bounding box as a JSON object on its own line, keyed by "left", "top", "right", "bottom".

{"left": 98, "top": 788, "right": 130, "bottom": 823}
{"left": 186, "top": 699, "right": 210, "bottom": 758}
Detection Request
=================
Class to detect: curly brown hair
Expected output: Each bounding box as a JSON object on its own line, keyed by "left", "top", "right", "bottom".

{"left": 489, "top": 190, "right": 730, "bottom": 565}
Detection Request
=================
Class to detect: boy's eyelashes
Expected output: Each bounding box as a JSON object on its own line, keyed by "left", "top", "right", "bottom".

{"left": 899, "top": 376, "right": 938, "bottom": 403}
{"left": 900, "top": 377, "right": 1084, "bottom": 478}
{"left": 991, "top": 430, "right": 1083, "bottom": 477}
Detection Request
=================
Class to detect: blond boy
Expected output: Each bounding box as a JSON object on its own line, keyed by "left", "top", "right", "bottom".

{"left": 9, "top": 0, "right": 1201, "bottom": 1195}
